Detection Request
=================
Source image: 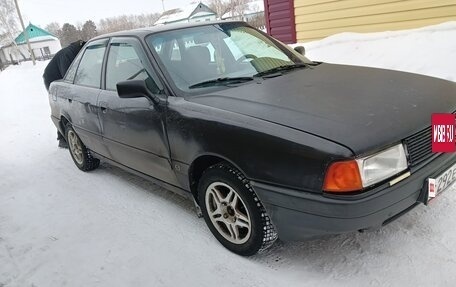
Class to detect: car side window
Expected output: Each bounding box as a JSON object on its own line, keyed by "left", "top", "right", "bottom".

{"left": 105, "top": 38, "right": 160, "bottom": 93}
{"left": 74, "top": 40, "right": 108, "bottom": 88}
{"left": 64, "top": 50, "right": 83, "bottom": 83}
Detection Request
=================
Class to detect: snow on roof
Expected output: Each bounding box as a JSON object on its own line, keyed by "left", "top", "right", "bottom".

{"left": 155, "top": 2, "right": 215, "bottom": 25}
{"left": 222, "top": 0, "right": 264, "bottom": 19}
{"left": 27, "top": 35, "right": 58, "bottom": 43}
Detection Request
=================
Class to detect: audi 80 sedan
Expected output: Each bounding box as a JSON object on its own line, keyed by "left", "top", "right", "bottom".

{"left": 48, "top": 21, "right": 456, "bottom": 255}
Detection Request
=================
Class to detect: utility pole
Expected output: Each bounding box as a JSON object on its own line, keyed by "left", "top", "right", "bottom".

{"left": 161, "top": 0, "right": 165, "bottom": 12}
{"left": 14, "top": 0, "right": 35, "bottom": 65}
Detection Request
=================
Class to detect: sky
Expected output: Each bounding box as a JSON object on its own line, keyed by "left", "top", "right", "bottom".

{"left": 19, "top": 0, "right": 194, "bottom": 28}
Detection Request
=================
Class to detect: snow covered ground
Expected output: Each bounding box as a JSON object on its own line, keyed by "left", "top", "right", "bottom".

{"left": 1, "top": 22, "right": 456, "bottom": 287}
{"left": 300, "top": 21, "right": 456, "bottom": 82}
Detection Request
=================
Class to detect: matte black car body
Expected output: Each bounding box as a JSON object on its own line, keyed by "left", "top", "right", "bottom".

{"left": 49, "top": 21, "right": 456, "bottom": 241}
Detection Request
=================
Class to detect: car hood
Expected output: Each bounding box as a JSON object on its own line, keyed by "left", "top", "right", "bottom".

{"left": 188, "top": 63, "right": 456, "bottom": 155}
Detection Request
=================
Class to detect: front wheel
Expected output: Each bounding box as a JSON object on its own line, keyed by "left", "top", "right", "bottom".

{"left": 65, "top": 123, "right": 100, "bottom": 171}
{"left": 198, "top": 163, "right": 277, "bottom": 256}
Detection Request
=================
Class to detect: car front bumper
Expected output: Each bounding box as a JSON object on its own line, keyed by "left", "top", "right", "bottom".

{"left": 251, "top": 152, "right": 456, "bottom": 241}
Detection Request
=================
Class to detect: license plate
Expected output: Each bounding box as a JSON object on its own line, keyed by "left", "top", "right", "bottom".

{"left": 428, "top": 163, "right": 456, "bottom": 201}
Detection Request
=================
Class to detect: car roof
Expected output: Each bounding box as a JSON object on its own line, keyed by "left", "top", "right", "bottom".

{"left": 90, "top": 20, "right": 248, "bottom": 41}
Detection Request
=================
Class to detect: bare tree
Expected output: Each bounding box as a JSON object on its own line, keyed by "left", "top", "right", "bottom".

{"left": 45, "top": 22, "right": 62, "bottom": 38}
{"left": 41, "top": 12, "right": 161, "bottom": 46}
{"left": 135, "top": 13, "right": 161, "bottom": 27}
{"left": 0, "top": 0, "right": 19, "bottom": 43}
{"left": 98, "top": 13, "right": 160, "bottom": 35}
{"left": 210, "top": 0, "right": 254, "bottom": 20}
{"left": 98, "top": 15, "right": 135, "bottom": 34}
{"left": 81, "top": 20, "right": 97, "bottom": 41}
{"left": 60, "top": 23, "right": 80, "bottom": 47}
{"left": 247, "top": 13, "right": 265, "bottom": 30}
{"left": 207, "top": 0, "right": 231, "bottom": 19}
{"left": 245, "top": 2, "right": 265, "bottom": 29}
{"left": 42, "top": 11, "right": 160, "bottom": 45}
{"left": 0, "top": 0, "right": 29, "bottom": 61}
{"left": 233, "top": 0, "right": 247, "bottom": 20}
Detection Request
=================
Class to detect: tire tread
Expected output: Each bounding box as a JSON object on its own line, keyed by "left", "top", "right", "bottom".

{"left": 64, "top": 123, "right": 100, "bottom": 172}
{"left": 203, "top": 163, "right": 278, "bottom": 254}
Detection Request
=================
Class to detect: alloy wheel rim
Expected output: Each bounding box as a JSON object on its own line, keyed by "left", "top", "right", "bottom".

{"left": 205, "top": 182, "right": 251, "bottom": 244}
{"left": 67, "top": 130, "right": 84, "bottom": 165}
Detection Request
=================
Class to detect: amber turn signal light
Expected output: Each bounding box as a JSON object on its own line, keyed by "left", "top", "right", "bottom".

{"left": 323, "top": 160, "right": 363, "bottom": 193}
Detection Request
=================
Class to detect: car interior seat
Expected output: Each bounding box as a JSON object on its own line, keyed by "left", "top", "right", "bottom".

{"left": 184, "top": 46, "right": 215, "bottom": 83}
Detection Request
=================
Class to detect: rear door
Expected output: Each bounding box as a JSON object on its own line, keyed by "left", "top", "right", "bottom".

{"left": 97, "top": 37, "right": 178, "bottom": 185}
{"left": 66, "top": 39, "right": 109, "bottom": 155}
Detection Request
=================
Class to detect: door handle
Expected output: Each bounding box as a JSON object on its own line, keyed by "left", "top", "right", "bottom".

{"left": 99, "top": 101, "right": 108, "bottom": 113}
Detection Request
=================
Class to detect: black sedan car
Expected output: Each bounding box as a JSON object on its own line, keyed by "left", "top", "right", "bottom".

{"left": 48, "top": 21, "right": 456, "bottom": 256}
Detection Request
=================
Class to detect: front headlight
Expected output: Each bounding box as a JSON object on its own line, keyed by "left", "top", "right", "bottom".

{"left": 356, "top": 144, "right": 408, "bottom": 187}
{"left": 323, "top": 144, "right": 408, "bottom": 193}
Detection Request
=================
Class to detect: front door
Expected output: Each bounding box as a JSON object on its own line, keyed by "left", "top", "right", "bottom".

{"left": 98, "top": 37, "right": 178, "bottom": 185}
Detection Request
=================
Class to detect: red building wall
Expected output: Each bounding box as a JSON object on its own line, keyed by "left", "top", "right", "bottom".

{"left": 263, "top": 0, "right": 297, "bottom": 44}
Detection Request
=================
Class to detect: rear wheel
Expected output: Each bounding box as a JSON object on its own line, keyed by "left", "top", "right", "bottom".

{"left": 65, "top": 123, "right": 100, "bottom": 171}
{"left": 198, "top": 163, "right": 277, "bottom": 256}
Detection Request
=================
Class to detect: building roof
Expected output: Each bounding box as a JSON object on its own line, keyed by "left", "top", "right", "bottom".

{"left": 222, "top": 0, "right": 265, "bottom": 19}
{"left": 155, "top": 2, "right": 216, "bottom": 25}
{"left": 15, "top": 23, "right": 57, "bottom": 44}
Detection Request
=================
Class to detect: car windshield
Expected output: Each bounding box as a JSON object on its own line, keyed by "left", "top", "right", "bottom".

{"left": 146, "top": 22, "right": 310, "bottom": 93}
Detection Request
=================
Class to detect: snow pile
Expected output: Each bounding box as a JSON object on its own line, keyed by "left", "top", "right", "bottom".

{"left": 1, "top": 23, "right": 456, "bottom": 287}
{"left": 299, "top": 21, "right": 456, "bottom": 82}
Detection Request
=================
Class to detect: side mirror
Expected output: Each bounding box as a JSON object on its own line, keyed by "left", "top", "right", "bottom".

{"left": 116, "top": 80, "right": 160, "bottom": 104}
{"left": 294, "top": 46, "right": 305, "bottom": 56}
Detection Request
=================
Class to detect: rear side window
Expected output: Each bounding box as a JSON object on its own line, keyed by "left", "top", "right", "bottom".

{"left": 64, "top": 50, "right": 83, "bottom": 83}
{"left": 74, "top": 40, "right": 108, "bottom": 88}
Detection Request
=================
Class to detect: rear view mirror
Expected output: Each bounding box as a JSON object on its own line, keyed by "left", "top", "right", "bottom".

{"left": 116, "top": 80, "right": 160, "bottom": 104}
{"left": 294, "top": 46, "right": 305, "bottom": 56}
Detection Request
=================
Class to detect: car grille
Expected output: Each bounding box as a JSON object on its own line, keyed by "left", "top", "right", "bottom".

{"left": 403, "top": 126, "right": 434, "bottom": 167}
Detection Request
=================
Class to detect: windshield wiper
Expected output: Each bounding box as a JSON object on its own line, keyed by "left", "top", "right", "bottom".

{"left": 254, "top": 63, "right": 307, "bottom": 77}
{"left": 188, "top": 77, "right": 254, "bottom": 89}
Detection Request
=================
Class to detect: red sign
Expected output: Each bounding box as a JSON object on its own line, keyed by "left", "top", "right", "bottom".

{"left": 432, "top": 113, "right": 456, "bottom": 153}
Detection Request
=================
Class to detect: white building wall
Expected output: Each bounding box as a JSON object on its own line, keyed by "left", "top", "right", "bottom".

{"left": 170, "top": 19, "right": 190, "bottom": 24}
{"left": 31, "top": 40, "right": 62, "bottom": 58}
{"left": 189, "top": 12, "right": 217, "bottom": 23}
{"left": 1, "top": 39, "right": 61, "bottom": 62}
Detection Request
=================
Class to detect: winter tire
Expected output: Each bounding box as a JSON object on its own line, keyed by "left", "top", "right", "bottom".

{"left": 65, "top": 123, "right": 100, "bottom": 171}
{"left": 198, "top": 163, "right": 277, "bottom": 256}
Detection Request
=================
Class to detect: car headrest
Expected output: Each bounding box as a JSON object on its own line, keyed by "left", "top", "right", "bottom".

{"left": 186, "top": 46, "right": 210, "bottom": 64}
